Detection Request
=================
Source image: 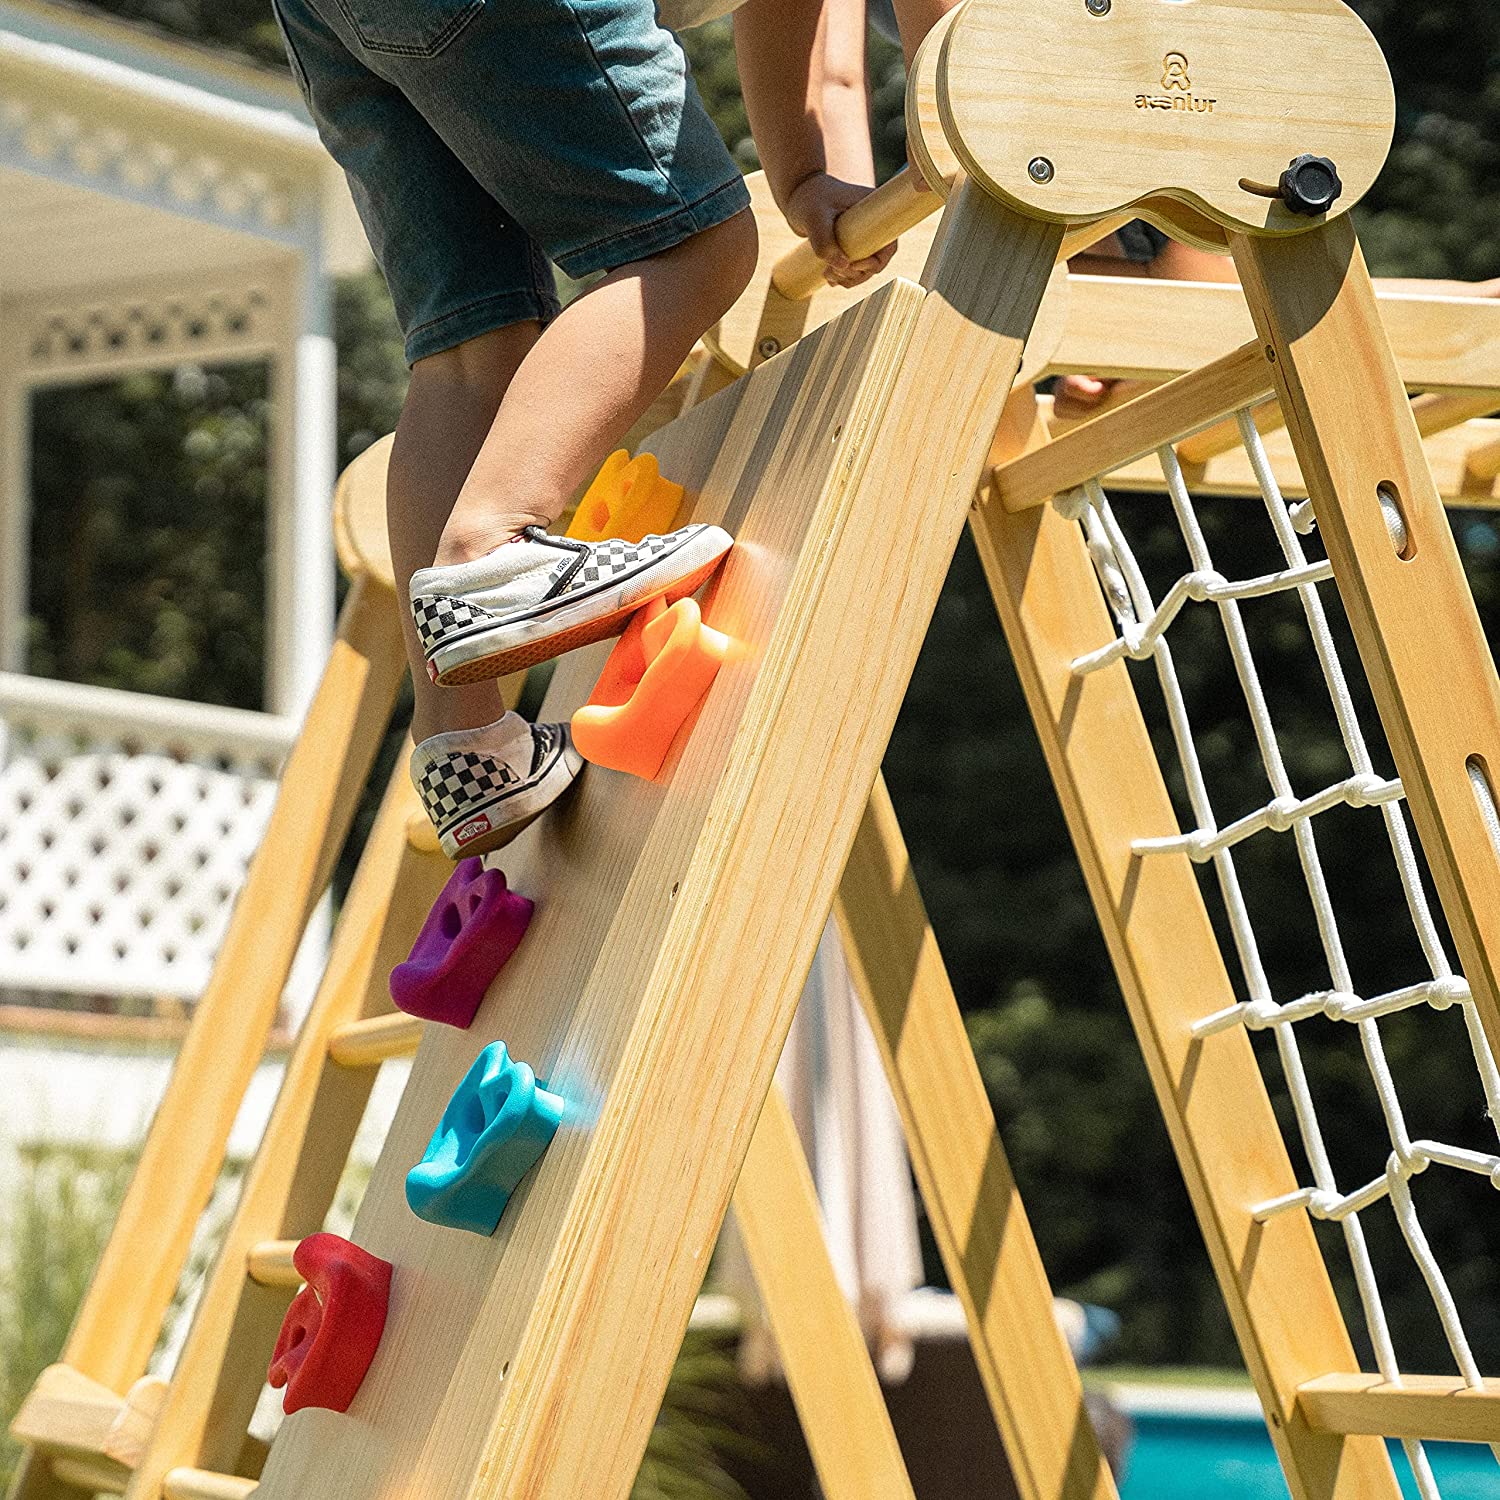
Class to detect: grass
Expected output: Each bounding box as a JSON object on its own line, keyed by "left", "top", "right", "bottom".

{"left": 0, "top": 1141, "right": 134, "bottom": 1489}
{"left": 1087, "top": 1365, "right": 1257, "bottom": 1391}
{"left": 0, "top": 1143, "right": 766, "bottom": 1500}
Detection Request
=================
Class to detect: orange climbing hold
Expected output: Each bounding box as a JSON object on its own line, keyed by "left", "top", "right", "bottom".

{"left": 571, "top": 595, "right": 730, "bottom": 780}
{"left": 566, "top": 449, "right": 684, "bottom": 545}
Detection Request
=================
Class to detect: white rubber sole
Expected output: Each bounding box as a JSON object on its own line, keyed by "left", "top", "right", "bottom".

{"left": 437, "top": 738, "right": 584, "bottom": 860}
{"left": 428, "top": 527, "right": 732, "bottom": 687}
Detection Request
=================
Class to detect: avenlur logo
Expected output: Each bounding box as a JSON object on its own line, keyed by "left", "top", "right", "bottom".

{"left": 1136, "top": 51, "right": 1217, "bottom": 113}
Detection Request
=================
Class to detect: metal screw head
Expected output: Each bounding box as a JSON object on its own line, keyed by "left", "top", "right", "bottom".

{"left": 757, "top": 336, "right": 781, "bottom": 359}
{"left": 1085, "top": 0, "right": 1111, "bottom": 14}
{"left": 1027, "top": 157, "right": 1055, "bottom": 184}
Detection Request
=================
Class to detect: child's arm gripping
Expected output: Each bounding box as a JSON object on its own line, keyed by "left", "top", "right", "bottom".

{"left": 735, "top": 0, "right": 897, "bottom": 288}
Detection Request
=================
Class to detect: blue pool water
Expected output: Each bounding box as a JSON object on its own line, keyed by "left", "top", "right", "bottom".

{"left": 1120, "top": 1410, "right": 1500, "bottom": 1499}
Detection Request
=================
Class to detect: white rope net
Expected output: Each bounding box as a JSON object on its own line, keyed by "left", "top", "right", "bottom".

{"left": 1058, "top": 408, "right": 1500, "bottom": 1497}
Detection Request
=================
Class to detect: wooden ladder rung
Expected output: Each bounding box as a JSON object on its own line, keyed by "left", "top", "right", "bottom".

{"left": 326, "top": 1012, "right": 423, "bottom": 1068}
{"left": 1297, "top": 1372, "right": 1500, "bottom": 1443}
{"left": 245, "top": 1241, "right": 302, "bottom": 1288}
{"left": 10, "top": 1364, "right": 165, "bottom": 1471}
{"left": 163, "top": 1467, "right": 258, "bottom": 1500}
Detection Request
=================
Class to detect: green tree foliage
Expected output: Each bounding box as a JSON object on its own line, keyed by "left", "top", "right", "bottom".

{"left": 25, "top": 0, "right": 1500, "bottom": 1376}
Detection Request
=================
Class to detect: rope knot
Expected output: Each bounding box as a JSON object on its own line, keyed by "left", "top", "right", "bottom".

{"left": 1266, "top": 796, "right": 1301, "bottom": 832}
{"left": 1054, "top": 487, "right": 1092, "bottom": 522}
{"left": 1346, "top": 772, "right": 1387, "bottom": 807}
{"left": 1429, "top": 976, "right": 1467, "bottom": 1011}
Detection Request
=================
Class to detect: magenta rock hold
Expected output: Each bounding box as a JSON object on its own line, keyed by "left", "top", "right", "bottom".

{"left": 389, "top": 857, "right": 533, "bottom": 1028}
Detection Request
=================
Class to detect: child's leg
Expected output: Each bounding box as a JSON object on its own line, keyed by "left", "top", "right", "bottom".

{"left": 387, "top": 321, "right": 541, "bottom": 744}
{"left": 432, "top": 207, "right": 757, "bottom": 568}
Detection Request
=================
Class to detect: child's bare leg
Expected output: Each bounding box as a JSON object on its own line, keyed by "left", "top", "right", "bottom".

{"left": 387, "top": 322, "right": 540, "bottom": 742}
{"left": 433, "top": 207, "right": 757, "bottom": 567}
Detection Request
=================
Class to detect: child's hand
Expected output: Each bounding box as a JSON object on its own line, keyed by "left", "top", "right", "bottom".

{"left": 784, "top": 173, "right": 899, "bottom": 290}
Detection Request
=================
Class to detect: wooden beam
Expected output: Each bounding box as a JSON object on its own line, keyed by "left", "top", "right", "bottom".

{"left": 1235, "top": 218, "right": 1500, "bottom": 1068}
{"left": 972, "top": 386, "right": 1400, "bottom": 1499}
{"left": 837, "top": 779, "right": 1117, "bottom": 1500}
{"left": 733, "top": 1088, "right": 917, "bottom": 1500}
{"left": 50, "top": 573, "right": 406, "bottom": 1395}
{"left": 991, "top": 342, "right": 1274, "bottom": 512}
{"left": 1297, "top": 1373, "right": 1500, "bottom": 1444}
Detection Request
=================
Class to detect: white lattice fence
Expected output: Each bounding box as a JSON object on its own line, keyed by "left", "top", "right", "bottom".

{"left": 0, "top": 671, "right": 299, "bottom": 1003}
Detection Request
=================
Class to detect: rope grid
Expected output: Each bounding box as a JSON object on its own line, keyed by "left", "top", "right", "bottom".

{"left": 1056, "top": 408, "right": 1500, "bottom": 1496}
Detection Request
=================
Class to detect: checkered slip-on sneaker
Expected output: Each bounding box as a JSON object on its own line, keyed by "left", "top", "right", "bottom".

{"left": 411, "top": 713, "right": 584, "bottom": 860}
{"left": 410, "top": 521, "right": 732, "bottom": 686}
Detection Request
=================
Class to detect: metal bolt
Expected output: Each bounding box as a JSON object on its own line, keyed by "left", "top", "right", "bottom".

{"left": 1085, "top": 0, "right": 1110, "bottom": 14}
{"left": 1028, "top": 157, "right": 1055, "bottom": 184}
{"left": 757, "top": 336, "right": 781, "bottom": 359}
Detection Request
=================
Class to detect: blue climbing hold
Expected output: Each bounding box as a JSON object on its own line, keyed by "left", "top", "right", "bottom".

{"left": 405, "top": 1042, "right": 564, "bottom": 1236}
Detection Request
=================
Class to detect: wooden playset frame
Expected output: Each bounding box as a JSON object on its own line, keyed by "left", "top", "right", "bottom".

{"left": 10, "top": 1, "right": 1500, "bottom": 1497}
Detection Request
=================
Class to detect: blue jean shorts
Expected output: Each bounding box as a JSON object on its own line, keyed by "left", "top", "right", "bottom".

{"left": 271, "top": 0, "right": 750, "bottom": 365}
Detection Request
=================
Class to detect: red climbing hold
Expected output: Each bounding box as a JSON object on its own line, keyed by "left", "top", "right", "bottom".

{"left": 389, "top": 857, "right": 534, "bottom": 1029}
{"left": 267, "top": 1233, "right": 392, "bottom": 1415}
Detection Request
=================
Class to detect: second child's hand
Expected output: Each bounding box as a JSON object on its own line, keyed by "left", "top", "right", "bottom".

{"left": 784, "top": 171, "right": 900, "bottom": 289}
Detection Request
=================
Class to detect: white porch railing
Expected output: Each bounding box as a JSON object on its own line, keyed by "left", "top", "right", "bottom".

{"left": 0, "top": 671, "right": 303, "bottom": 1004}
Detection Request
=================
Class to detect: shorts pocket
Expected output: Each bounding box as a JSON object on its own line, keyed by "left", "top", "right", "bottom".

{"left": 331, "top": 0, "right": 484, "bottom": 56}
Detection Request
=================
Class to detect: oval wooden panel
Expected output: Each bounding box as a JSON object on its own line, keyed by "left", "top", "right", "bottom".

{"left": 939, "top": 0, "right": 1393, "bottom": 236}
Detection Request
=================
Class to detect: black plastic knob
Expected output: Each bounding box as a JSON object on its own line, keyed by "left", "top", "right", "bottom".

{"left": 1278, "top": 155, "right": 1342, "bottom": 216}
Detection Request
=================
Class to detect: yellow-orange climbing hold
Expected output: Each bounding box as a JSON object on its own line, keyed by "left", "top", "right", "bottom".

{"left": 566, "top": 449, "right": 684, "bottom": 545}
{"left": 572, "top": 596, "right": 730, "bottom": 780}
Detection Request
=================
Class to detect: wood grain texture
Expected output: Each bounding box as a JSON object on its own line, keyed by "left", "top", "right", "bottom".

{"left": 1070, "top": 401, "right": 1500, "bottom": 508}
{"left": 733, "top": 1088, "right": 917, "bottom": 1500}
{"left": 9, "top": 1367, "right": 165, "bottom": 1472}
{"left": 123, "top": 765, "right": 449, "bottom": 1500}
{"left": 1296, "top": 1374, "right": 1500, "bottom": 1443}
{"left": 836, "top": 781, "right": 1117, "bottom": 1500}
{"left": 992, "top": 340, "right": 1274, "bottom": 511}
{"left": 1050, "top": 275, "right": 1500, "bottom": 392}
{"left": 1234, "top": 218, "right": 1500, "bottom": 1068}
{"left": 940, "top": 0, "right": 1392, "bottom": 234}
{"left": 252, "top": 189, "right": 1059, "bottom": 1500}
{"left": 972, "top": 387, "right": 1400, "bottom": 1500}
{"left": 708, "top": 170, "right": 1068, "bottom": 383}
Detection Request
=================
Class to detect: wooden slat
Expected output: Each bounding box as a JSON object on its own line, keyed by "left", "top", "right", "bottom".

{"left": 1467, "top": 434, "right": 1500, "bottom": 485}
{"left": 124, "top": 765, "right": 449, "bottom": 1500}
{"left": 972, "top": 386, "right": 1400, "bottom": 1499}
{"left": 1234, "top": 219, "right": 1500, "bottom": 1068}
{"left": 9, "top": 1365, "right": 164, "bottom": 1470}
{"left": 327, "top": 1012, "right": 423, "bottom": 1068}
{"left": 44, "top": 574, "right": 405, "bottom": 1399}
{"left": 1410, "top": 391, "right": 1500, "bottom": 437}
{"left": 162, "top": 1470, "right": 257, "bottom": 1500}
{"left": 836, "top": 779, "right": 1116, "bottom": 1500}
{"left": 1049, "top": 275, "right": 1500, "bottom": 393}
{"left": 732, "top": 1087, "right": 916, "bottom": 1500}
{"left": 1297, "top": 1373, "right": 1500, "bottom": 1444}
{"left": 992, "top": 341, "right": 1274, "bottom": 512}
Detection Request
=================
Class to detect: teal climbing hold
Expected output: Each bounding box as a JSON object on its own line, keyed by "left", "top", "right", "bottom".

{"left": 406, "top": 1041, "right": 564, "bottom": 1236}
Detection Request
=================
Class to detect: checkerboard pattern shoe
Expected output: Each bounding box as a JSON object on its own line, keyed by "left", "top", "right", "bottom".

{"left": 411, "top": 713, "right": 583, "bottom": 860}
{"left": 410, "top": 522, "right": 733, "bottom": 686}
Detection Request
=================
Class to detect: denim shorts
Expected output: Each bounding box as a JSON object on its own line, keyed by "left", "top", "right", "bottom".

{"left": 271, "top": 0, "right": 750, "bottom": 365}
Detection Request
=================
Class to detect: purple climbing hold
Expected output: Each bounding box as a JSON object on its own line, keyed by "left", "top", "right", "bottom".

{"left": 389, "top": 857, "right": 533, "bottom": 1029}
